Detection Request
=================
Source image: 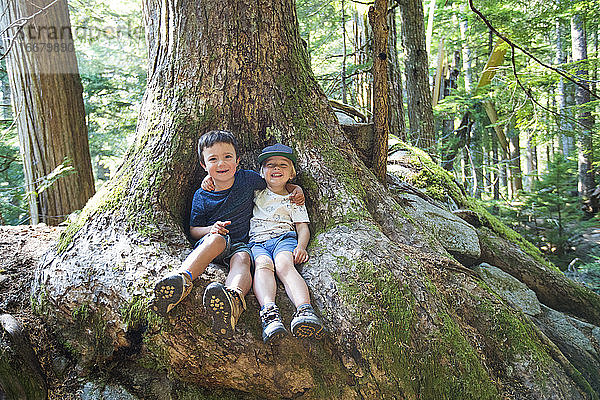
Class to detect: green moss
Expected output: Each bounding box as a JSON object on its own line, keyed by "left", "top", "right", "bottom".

{"left": 30, "top": 286, "right": 48, "bottom": 315}
{"left": 173, "top": 384, "right": 261, "bottom": 400}
{"left": 57, "top": 170, "right": 133, "bottom": 252}
{"left": 335, "top": 258, "right": 499, "bottom": 399}
{"left": 120, "top": 295, "right": 161, "bottom": 332}
{"left": 70, "top": 303, "right": 113, "bottom": 361}
{"left": 305, "top": 343, "right": 349, "bottom": 398}
{"left": 474, "top": 293, "right": 552, "bottom": 369}
{"left": 138, "top": 335, "right": 173, "bottom": 375}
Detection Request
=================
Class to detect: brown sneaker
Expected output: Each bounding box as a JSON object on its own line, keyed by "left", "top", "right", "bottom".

{"left": 203, "top": 282, "right": 246, "bottom": 338}
{"left": 150, "top": 272, "right": 193, "bottom": 317}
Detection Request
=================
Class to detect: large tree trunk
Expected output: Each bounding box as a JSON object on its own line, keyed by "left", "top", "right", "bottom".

{"left": 32, "top": 0, "right": 600, "bottom": 398}
{"left": 571, "top": 11, "right": 597, "bottom": 214}
{"left": 0, "top": 0, "right": 95, "bottom": 225}
{"left": 397, "top": 0, "right": 435, "bottom": 153}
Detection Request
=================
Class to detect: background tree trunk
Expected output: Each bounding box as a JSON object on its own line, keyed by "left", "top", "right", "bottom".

{"left": 387, "top": 8, "right": 406, "bottom": 140}
{"left": 369, "top": 0, "right": 389, "bottom": 183}
{"left": 0, "top": 0, "right": 95, "bottom": 225}
{"left": 571, "top": 11, "right": 597, "bottom": 213}
{"left": 397, "top": 0, "right": 435, "bottom": 153}
{"left": 32, "top": 0, "right": 600, "bottom": 398}
{"left": 555, "top": 16, "right": 573, "bottom": 156}
{"left": 509, "top": 126, "right": 523, "bottom": 196}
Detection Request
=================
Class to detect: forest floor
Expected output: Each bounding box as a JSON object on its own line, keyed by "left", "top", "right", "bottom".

{"left": 0, "top": 224, "right": 80, "bottom": 400}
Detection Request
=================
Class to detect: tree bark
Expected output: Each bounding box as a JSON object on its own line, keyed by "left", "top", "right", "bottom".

{"left": 31, "top": 0, "right": 600, "bottom": 398}
{"left": 571, "top": 12, "right": 597, "bottom": 213}
{"left": 508, "top": 125, "right": 523, "bottom": 196}
{"left": 341, "top": 0, "right": 348, "bottom": 104}
{"left": 555, "top": 16, "right": 573, "bottom": 156}
{"left": 0, "top": 0, "right": 95, "bottom": 225}
{"left": 368, "top": 0, "right": 389, "bottom": 183}
{"left": 387, "top": 8, "right": 406, "bottom": 140}
{"left": 458, "top": 3, "right": 473, "bottom": 92}
{"left": 397, "top": 0, "right": 435, "bottom": 153}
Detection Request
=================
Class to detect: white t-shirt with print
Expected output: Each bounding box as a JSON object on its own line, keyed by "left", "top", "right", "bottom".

{"left": 249, "top": 188, "right": 310, "bottom": 243}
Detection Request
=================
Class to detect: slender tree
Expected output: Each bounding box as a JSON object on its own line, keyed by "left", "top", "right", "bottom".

{"left": 571, "top": 10, "right": 596, "bottom": 213}
{"left": 369, "top": 0, "right": 389, "bottom": 182}
{"left": 0, "top": 0, "right": 95, "bottom": 225}
{"left": 397, "top": 0, "right": 435, "bottom": 153}
{"left": 555, "top": 17, "right": 573, "bottom": 156}
{"left": 387, "top": 8, "right": 406, "bottom": 140}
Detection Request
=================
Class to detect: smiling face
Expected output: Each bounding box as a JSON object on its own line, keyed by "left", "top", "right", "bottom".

{"left": 201, "top": 142, "right": 239, "bottom": 190}
{"left": 262, "top": 156, "right": 295, "bottom": 192}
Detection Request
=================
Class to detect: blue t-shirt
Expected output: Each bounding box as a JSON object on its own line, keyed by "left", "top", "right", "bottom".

{"left": 190, "top": 169, "right": 266, "bottom": 243}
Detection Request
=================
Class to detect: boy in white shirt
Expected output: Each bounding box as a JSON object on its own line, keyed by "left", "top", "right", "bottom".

{"left": 249, "top": 144, "right": 324, "bottom": 343}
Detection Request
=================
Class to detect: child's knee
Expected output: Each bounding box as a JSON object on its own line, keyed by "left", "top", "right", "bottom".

{"left": 200, "top": 234, "right": 227, "bottom": 250}
{"left": 255, "top": 256, "right": 275, "bottom": 273}
{"left": 229, "top": 251, "right": 252, "bottom": 271}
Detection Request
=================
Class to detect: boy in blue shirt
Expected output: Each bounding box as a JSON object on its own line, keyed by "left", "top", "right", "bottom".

{"left": 150, "top": 130, "right": 303, "bottom": 339}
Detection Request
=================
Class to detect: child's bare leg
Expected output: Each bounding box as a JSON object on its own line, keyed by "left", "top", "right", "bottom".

{"left": 179, "top": 234, "right": 227, "bottom": 279}
{"left": 225, "top": 251, "right": 253, "bottom": 295}
{"left": 252, "top": 255, "right": 277, "bottom": 307}
{"left": 253, "top": 255, "right": 287, "bottom": 343}
{"left": 274, "top": 251, "right": 323, "bottom": 339}
{"left": 274, "top": 251, "right": 310, "bottom": 307}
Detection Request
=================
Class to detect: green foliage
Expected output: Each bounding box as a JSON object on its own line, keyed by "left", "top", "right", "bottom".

{"left": 71, "top": 0, "right": 146, "bottom": 185}
{"left": 521, "top": 155, "right": 579, "bottom": 254}
{"left": 0, "top": 121, "right": 26, "bottom": 225}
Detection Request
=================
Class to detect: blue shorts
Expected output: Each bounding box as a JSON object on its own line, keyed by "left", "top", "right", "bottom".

{"left": 249, "top": 231, "right": 298, "bottom": 262}
{"left": 194, "top": 233, "right": 252, "bottom": 266}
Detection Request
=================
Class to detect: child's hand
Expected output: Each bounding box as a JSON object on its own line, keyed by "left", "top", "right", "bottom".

{"left": 210, "top": 220, "right": 231, "bottom": 235}
{"left": 289, "top": 187, "right": 305, "bottom": 206}
{"left": 201, "top": 175, "right": 215, "bottom": 191}
{"left": 293, "top": 247, "right": 309, "bottom": 264}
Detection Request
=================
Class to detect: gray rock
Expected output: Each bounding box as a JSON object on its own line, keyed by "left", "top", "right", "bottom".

{"left": 335, "top": 111, "right": 357, "bottom": 125}
{"left": 0, "top": 314, "right": 48, "bottom": 400}
{"left": 532, "top": 305, "right": 600, "bottom": 393}
{"left": 400, "top": 193, "right": 481, "bottom": 263}
{"left": 474, "top": 263, "right": 542, "bottom": 316}
{"left": 80, "top": 381, "right": 139, "bottom": 400}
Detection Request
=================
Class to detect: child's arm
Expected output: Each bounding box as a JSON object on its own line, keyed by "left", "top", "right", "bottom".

{"left": 190, "top": 221, "right": 231, "bottom": 240}
{"left": 293, "top": 222, "right": 310, "bottom": 264}
{"left": 201, "top": 175, "right": 215, "bottom": 191}
{"left": 286, "top": 183, "right": 305, "bottom": 206}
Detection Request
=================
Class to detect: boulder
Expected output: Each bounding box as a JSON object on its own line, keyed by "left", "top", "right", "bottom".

{"left": 532, "top": 305, "right": 600, "bottom": 393}
{"left": 400, "top": 193, "right": 481, "bottom": 264}
{"left": 80, "top": 381, "right": 138, "bottom": 400}
{"left": 474, "top": 263, "right": 542, "bottom": 316}
{"left": 474, "top": 262, "right": 600, "bottom": 393}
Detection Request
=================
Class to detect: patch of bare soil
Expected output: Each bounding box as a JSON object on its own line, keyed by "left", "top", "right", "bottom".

{"left": 0, "top": 225, "right": 79, "bottom": 399}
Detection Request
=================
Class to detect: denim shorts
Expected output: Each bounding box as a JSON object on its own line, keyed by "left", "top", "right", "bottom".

{"left": 194, "top": 233, "right": 252, "bottom": 266}
{"left": 249, "top": 231, "right": 298, "bottom": 262}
